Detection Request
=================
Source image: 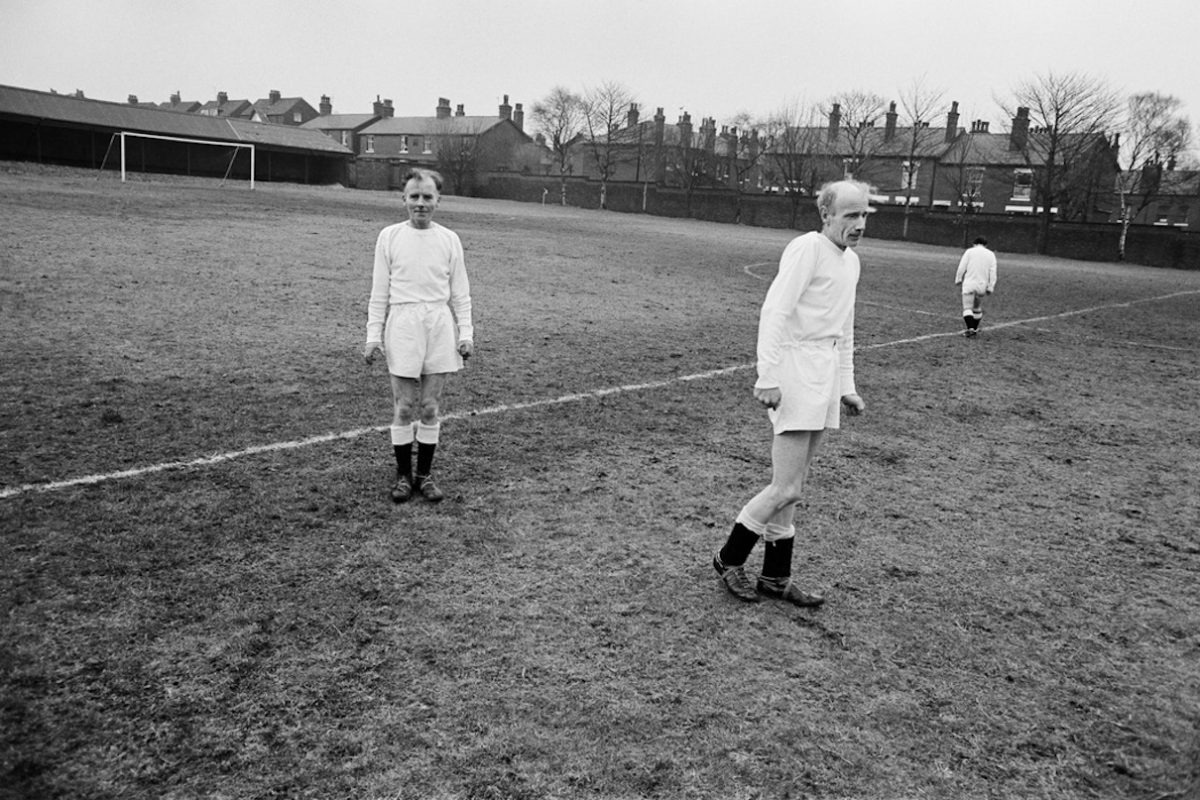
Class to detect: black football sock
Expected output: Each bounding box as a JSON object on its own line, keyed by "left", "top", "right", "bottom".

{"left": 963, "top": 314, "right": 973, "bottom": 330}
{"left": 394, "top": 443, "right": 413, "bottom": 479}
{"left": 761, "top": 537, "right": 795, "bottom": 581}
{"left": 416, "top": 442, "right": 437, "bottom": 477}
{"left": 718, "top": 523, "right": 760, "bottom": 568}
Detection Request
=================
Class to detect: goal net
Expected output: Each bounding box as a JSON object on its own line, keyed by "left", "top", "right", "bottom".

{"left": 100, "top": 131, "right": 256, "bottom": 188}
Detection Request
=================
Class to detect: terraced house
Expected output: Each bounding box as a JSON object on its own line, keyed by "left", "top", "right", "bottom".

{"left": 353, "top": 94, "right": 545, "bottom": 192}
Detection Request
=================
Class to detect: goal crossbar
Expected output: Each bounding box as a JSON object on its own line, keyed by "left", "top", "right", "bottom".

{"left": 115, "top": 131, "right": 255, "bottom": 188}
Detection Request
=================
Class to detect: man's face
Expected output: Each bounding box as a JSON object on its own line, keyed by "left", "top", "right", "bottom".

{"left": 403, "top": 177, "right": 440, "bottom": 228}
{"left": 821, "top": 188, "right": 871, "bottom": 249}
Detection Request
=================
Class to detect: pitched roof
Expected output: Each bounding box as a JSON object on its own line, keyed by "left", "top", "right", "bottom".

{"left": 0, "top": 84, "right": 351, "bottom": 155}
{"left": 941, "top": 130, "right": 1111, "bottom": 168}
{"left": 252, "top": 96, "right": 314, "bottom": 117}
{"left": 360, "top": 115, "right": 506, "bottom": 135}
{"left": 766, "top": 125, "right": 959, "bottom": 159}
{"left": 301, "top": 114, "right": 378, "bottom": 131}
{"left": 1118, "top": 169, "right": 1200, "bottom": 196}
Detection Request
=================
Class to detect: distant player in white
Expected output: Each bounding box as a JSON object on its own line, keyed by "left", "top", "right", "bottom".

{"left": 712, "top": 180, "right": 870, "bottom": 607}
{"left": 955, "top": 236, "right": 998, "bottom": 337}
{"left": 363, "top": 168, "right": 473, "bottom": 502}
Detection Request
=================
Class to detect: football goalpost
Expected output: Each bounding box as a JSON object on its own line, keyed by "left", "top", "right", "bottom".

{"left": 99, "top": 131, "right": 256, "bottom": 188}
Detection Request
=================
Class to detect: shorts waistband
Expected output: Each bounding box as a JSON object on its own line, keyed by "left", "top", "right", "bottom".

{"left": 780, "top": 337, "right": 839, "bottom": 349}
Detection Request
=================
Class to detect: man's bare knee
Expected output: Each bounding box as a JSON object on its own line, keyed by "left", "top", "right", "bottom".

{"left": 393, "top": 398, "right": 416, "bottom": 426}
{"left": 418, "top": 397, "right": 440, "bottom": 424}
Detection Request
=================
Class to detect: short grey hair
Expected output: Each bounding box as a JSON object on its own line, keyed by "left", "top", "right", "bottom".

{"left": 401, "top": 167, "right": 444, "bottom": 192}
{"left": 816, "top": 180, "right": 871, "bottom": 214}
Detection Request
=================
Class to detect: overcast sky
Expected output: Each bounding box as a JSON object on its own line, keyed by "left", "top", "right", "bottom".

{"left": 2, "top": 0, "right": 1197, "bottom": 138}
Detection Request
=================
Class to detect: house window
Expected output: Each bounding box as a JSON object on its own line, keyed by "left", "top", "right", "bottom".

{"left": 293, "top": 111, "right": 302, "bottom": 123}
{"left": 900, "top": 161, "right": 919, "bottom": 193}
{"left": 340, "top": 131, "right": 349, "bottom": 147}
{"left": 365, "top": 135, "right": 375, "bottom": 154}
{"left": 842, "top": 158, "right": 858, "bottom": 179}
{"left": 423, "top": 137, "right": 433, "bottom": 154}
{"left": 1011, "top": 168, "right": 1033, "bottom": 201}
{"left": 399, "top": 135, "right": 409, "bottom": 154}
{"left": 966, "top": 167, "right": 984, "bottom": 197}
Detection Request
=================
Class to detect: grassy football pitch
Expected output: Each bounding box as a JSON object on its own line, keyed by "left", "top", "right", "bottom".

{"left": 2, "top": 164, "right": 1199, "bottom": 799}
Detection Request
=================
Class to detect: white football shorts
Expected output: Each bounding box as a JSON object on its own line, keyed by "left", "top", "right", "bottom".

{"left": 767, "top": 339, "right": 842, "bottom": 433}
{"left": 383, "top": 302, "right": 462, "bottom": 379}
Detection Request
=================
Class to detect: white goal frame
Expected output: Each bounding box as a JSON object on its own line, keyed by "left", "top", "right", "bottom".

{"left": 114, "top": 131, "right": 255, "bottom": 188}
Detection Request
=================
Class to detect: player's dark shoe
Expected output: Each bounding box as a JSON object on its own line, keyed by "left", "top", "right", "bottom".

{"left": 713, "top": 554, "right": 760, "bottom": 603}
{"left": 390, "top": 474, "right": 413, "bottom": 503}
{"left": 414, "top": 474, "right": 445, "bottom": 502}
{"left": 757, "top": 576, "right": 825, "bottom": 608}
{"left": 964, "top": 329, "right": 978, "bottom": 338}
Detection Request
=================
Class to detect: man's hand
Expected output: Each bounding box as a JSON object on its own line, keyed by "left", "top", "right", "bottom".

{"left": 841, "top": 393, "right": 865, "bottom": 416}
{"left": 363, "top": 341, "right": 383, "bottom": 364}
{"left": 754, "top": 386, "right": 782, "bottom": 410}
{"left": 458, "top": 341, "right": 474, "bottom": 360}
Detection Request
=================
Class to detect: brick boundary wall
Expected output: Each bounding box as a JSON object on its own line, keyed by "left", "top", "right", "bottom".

{"left": 471, "top": 174, "right": 1198, "bottom": 271}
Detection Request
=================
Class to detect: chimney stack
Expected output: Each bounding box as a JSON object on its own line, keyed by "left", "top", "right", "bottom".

{"left": 884, "top": 101, "right": 897, "bottom": 142}
{"left": 217, "top": 91, "right": 228, "bottom": 105}
{"left": 701, "top": 117, "right": 716, "bottom": 153}
{"left": 627, "top": 102, "right": 639, "bottom": 129}
{"left": 828, "top": 103, "right": 841, "bottom": 141}
{"left": 455, "top": 104, "right": 465, "bottom": 116}
{"left": 499, "top": 94, "right": 512, "bottom": 120}
{"left": 945, "top": 100, "right": 960, "bottom": 143}
{"left": 436, "top": 97, "right": 451, "bottom": 119}
{"left": 970, "top": 120, "right": 990, "bottom": 134}
{"left": 383, "top": 99, "right": 393, "bottom": 118}
{"left": 319, "top": 95, "right": 332, "bottom": 115}
{"left": 1009, "top": 106, "right": 1030, "bottom": 151}
{"left": 678, "top": 112, "right": 693, "bottom": 148}
{"left": 514, "top": 102, "right": 524, "bottom": 130}
{"left": 170, "top": 91, "right": 181, "bottom": 104}
{"left": 128, "top": 94, "right": 138, "bottom": 104}
{"left": 269, "top": 89, "right": 281, "bottom": 104}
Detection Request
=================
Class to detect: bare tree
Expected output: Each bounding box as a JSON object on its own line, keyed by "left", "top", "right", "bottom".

{"left": 531, "top": 86, "right": 585, "bottom": 206}
{"left": 432, "top": 118, "right": 486, "bottom": 195}
{"left": 761, "top": 100, "right": 826, "bottom": 228}
{"left": 999, "top": 71, "right": 1121, "bottom": 252}
{"left": 822, "top": 90, "right": 887, "bottom": 179}
{"left": 581, "top": 81, "right": 637, "bottom": 209}
{"left": 938, "top": 128, "right": 987, "bottom": 245}
{"left": 895, "top": 76, "right": 948, "bottom": 238}
{"left": 1114, "top": 92, "right": 1193, "bottom": 259}
{"left": 723, "top": 112, "right": 771, "bottom": 223}
{"left": 659, "top": 114, "right": 714, "bottom": 214}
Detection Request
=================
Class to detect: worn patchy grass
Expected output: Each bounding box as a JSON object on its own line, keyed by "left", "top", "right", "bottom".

{"left": 2, "top": 163, "right": 1199, "bottom": 800}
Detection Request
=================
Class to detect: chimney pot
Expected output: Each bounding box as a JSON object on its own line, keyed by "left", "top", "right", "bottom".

{"left": 128, "top": 94, "right": 138, "bottom": 104}
{"left": 455, "top": 104, "right": 465, "bottom": 116}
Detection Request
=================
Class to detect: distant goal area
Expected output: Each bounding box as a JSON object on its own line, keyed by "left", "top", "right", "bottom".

{"left": 101, "top": 131, "right": 255, "bottom": 187}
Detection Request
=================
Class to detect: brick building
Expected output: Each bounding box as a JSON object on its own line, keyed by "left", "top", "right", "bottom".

{"left": 250, "top": 90, "right": 319, "bottom": 126}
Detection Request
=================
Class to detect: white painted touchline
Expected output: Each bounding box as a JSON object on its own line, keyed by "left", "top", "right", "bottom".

{"left": 2, "top": 288, "right": 1196, "bottom": 500}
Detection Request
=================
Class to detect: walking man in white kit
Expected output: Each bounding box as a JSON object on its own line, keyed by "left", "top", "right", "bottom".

{"left": 712, "top": 180, "right": 871, "bottom": 607}
{"left": 955, "top": 236, "right": 998, "bottom": 337}
{"left": 363, "top": 168, "right": 474, "bottom": 502}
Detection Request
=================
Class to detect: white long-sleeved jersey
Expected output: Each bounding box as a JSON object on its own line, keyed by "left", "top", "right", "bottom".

{"left": 955, "top": 244, "right": 997, "bottom": 295}
{"left": 755, "top": 231, "right": 859, "bottom": 397}
{"left": 366, "top": 220, "right": 473, "bottom": 344}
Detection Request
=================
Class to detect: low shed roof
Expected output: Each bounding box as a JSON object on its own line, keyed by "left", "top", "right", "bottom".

{"left": 0, "top": 84, "right": 351, "bottom": 155}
